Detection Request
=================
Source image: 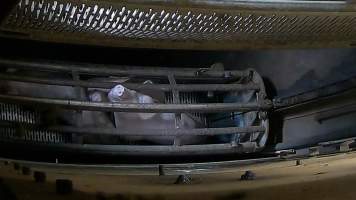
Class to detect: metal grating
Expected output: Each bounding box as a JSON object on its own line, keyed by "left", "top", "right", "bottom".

{"left": 0, "top": 103, "right": 40, "bottom": 124}
{"left": 0, "top": 127, "right": 71, "bottom": 143}
{"left": 2, "top": 0, "right": 356, "bottom": 49}
{"left": 0, "top": 103, "right": 71, "bottom": 143}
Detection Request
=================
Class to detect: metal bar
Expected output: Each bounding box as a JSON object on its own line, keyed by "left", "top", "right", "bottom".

{"left": 0, "top": 58, "right": 250, "bottom": 78}
{"left": 0, "top": 156, "right": 283, "bottom": 176}
{"left": 71, "top": 71, "right": 85, "bottom": 144}
{"left": 168, "top": 74, "right": 182, "bottom": 145}
{"left": 153, "top": 0, "right": 347, "bottom": 11}
{"left": 0, "top": 94, "right": 272, "bottom": 113}
{"left": 0, "top": 73, "right": 260, "bottom": 92}
{"left": 0, "top": 140, "right": 254, "bottom": 156}
{"left": 160, "top": 156, "right": 282, "bottom": 176}
{"left": 319, "top": 136, "right": 356, "bottom": 146}
{"left": 0, "top": 121, "right": 265, "bottom": 136}
{"left": 71, "top": 71, "right": 86, "bottom": 101}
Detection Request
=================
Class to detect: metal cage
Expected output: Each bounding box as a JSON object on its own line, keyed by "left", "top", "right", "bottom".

{"left": 0, "top": 58, "right": 271, "bottom": 156}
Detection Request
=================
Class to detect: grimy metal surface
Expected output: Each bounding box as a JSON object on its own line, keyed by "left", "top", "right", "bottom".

{"left": 1, "top": 0, "right": 356, "bottom": 49}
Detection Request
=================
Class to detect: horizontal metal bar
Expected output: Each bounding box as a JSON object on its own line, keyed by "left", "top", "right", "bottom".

{"left": 0, "top": 58, "right": 250, "bottom": 78}
{"left": 0, "top": 121, "right": 265, "bottom": 136}
{"left": 160, "top": 156, "right": 282, "bottom": 175}
{"left": 0, "top": 140, "right": 254, "bottom": 156}
{"left": 188, "top": 0, "right": 347, "bottom": 11}
{"left": 0, "top": 94, "right": 272, "bottom": 113}
{"left": 0, "top": 156, "right": 283, "bottom": 176}
{"left": 0, "top": 73, "right": 260, "bottom": 92}
{"left": 0, "top": 157, "right": 160, "bottom": 176}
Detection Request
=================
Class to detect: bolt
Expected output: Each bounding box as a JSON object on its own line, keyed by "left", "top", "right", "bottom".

{"left": 174, "top": 175, "right": 192, "bottom": 184}
{"left": 56, "top": 179, "right": 73, "bottom": 195}
{"left": 33, "top": 171, "right": 46, "bottom": 183}
{"left": 241, "top": 171, "right": 255, "bottom": 181}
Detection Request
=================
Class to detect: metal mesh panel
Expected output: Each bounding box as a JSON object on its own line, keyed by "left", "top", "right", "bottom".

{"left": 0, "top": 103, "right": 71, "bottom": 143}
{"left": 0, "top": 127, "right": 71, "bottom": 143}
{"left": 2, "top": 0, "right": 356, "bottom": 49}
{"left": 0, "top": 103, "right": 40, "bottom": 124}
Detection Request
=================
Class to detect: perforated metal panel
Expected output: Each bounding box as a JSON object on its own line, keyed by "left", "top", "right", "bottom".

{"left": 2, "top": 0, "right": 356, "bottom": 48}
{"left": 1, "top": 1, "right": 356, "bottom": 51}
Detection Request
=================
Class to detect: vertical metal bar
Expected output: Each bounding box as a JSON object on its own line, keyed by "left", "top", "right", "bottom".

{"left": 71, "top": 71, "right": 86, "bottom": 144}
{"left": 168, "top": 74, "right": 182, "bottom": 146}
{"left": 72, "top": 71, "right": 87, "bottom": 101}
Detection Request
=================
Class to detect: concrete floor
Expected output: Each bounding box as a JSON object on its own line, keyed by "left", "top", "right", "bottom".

{"left": 2, "top": 152, "right": 356, "bottom": 199}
